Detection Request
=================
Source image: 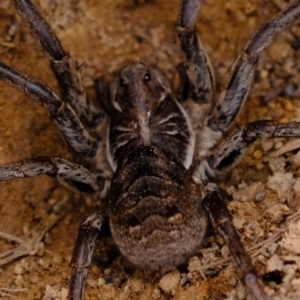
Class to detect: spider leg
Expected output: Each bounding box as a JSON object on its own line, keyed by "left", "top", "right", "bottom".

{"left": 176, "top": 0, "right": 215, "bottom": 105}
{"left": 69, "top": 211, "right": 106, "bottom": 300}
{"left": 202, "top": 183, "right": 269, "bottom": 300}
{"left": 198, "top": 120, "right": 300, "bottom": 181}
{"left": 12, "top": 0, "right": 100, "bottom": 126}
{"left": 0, "top": 156, "right": 109, "bottom": 196}
{"left": 208, "top": 0, "right": 300, "bottom": 132}
{"left": 94, "top": 76, "right": 112, "bottom": 116}
{"left": 173, "top": 63, "right": 191, "bottom": 103}
{"left": 0, "top": 62, "right": 98, "bottom": 157}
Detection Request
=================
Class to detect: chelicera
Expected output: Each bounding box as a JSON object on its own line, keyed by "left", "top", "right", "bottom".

{"left": 1, "top": 0, "right": 300, "bottom": 299}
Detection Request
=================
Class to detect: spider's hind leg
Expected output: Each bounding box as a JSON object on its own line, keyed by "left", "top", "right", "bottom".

{"left": 69, "top": 211, "right": 107, "bottom": 300}
{"left": 202, "top": 183, "right": 269, "bottom": 300}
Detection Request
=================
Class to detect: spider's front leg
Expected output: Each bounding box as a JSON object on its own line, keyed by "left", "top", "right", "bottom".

{"left": 177, "top": 0, "right": 300, "bottom": 145}
{"left": 188, "top": 0, "right": 300, "bottom": 180}
{"left": 0, "top": 0, "right": 108, "bottom": 161}
{"left": 176, "top": 0, "right": 215, "bottom": 106}
{"left": 202, "top": 183, "right": 269, "bottom": 300}
{"left": 209, "top": 0, "right": 300, "bottom": 132}
{"left": 12, "top": 0, "right": 99, "bottom": 125}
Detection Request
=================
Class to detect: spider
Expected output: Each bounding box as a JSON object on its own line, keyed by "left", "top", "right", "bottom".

{"left": 1, "top": 0, "right": 300, "bottom": 299}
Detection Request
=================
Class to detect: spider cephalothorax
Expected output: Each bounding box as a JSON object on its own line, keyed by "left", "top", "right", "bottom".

{"left": 108, "top": 63, "right": 195, "bottom": 170}
{"left": 1, "top": 1, "right": 300, "bottom": 300}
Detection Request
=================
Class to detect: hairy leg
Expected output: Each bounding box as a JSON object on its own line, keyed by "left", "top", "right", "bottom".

{"left": 0, "top": 156, "right": 109, "bottom": 196}
{"left": 190, "top": 0, "right": 300, "bottom": 180}
{"left": 94, "top": 77, "right": 112, "bottom": 116}
{"left": 208, "top": 0, "right": 300, "bottom": 132}
{"left": 197, "top": 120, "right": 300, "bottom": 181}
{"left": 69, "top": 211, "right": 106, "bottom": 300}
{"left": 0, "top": 58, "right": 98, "bottom": 158}
{"left": 12, "top": 0, "right": 100, "bottom": 126}
{"left": 202, "top": 183, "right": 269, "bottom": 300}
{"left": 176, "top": 0, "right": 215, "bottom": 105}
{"left": 0, "top": 0, "right": 112, "bottom": 161}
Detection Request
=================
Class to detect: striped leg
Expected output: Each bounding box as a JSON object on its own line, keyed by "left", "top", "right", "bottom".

{"left": 197, "top": 121, "right": 300, "bottom": 181}
{"left": 12, "top": 0, "right": 101, "bottom": 126}
{"left": 208, "top": 0, "right": 300, "bottom": 132}
{"left": 202, "top": 183, "right": 269, "bottom": 300}
{"left": 0, "top": 156, "right": 109, "bottom": 195}
{"left": 176, "top": 0, "right": 215, "bottom": 105}
{"left": 69, "top": 211, "right": 107, "bottom": 300}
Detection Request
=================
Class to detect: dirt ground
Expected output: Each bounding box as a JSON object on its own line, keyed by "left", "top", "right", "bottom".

{"left": 1, "top": 0, "right": 300, "bottom": 299}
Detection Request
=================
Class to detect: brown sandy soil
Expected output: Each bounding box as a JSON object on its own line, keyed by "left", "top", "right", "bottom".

{"left": 1, "top": 0, "right": 300, "bottom": 299}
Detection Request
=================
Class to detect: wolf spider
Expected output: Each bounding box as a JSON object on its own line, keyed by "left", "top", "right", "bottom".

{"left": 1, "top": 0, "right": 300, "bottom": 299}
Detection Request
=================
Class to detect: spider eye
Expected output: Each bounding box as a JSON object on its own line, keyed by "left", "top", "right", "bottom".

{"left": 144, "top": 72, "right": 151, "bottom": 82}
{"left": 120, "top": 78, "right": 127, "bottom": 87}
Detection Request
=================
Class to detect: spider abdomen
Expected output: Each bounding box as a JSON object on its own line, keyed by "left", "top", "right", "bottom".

{"left": 108, "top": 146, "right": 207, "bottom": 270}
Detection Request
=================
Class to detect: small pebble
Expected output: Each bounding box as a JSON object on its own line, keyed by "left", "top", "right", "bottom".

{"left": 98, "top": 277, "right": 105, "bottom": 287}
{"left": 293, "top": 150, "right": 300, "bottom": 166}
{"left": 91, "top": 265, "right": 100, "bottom": 275}
{"left": 229, "top": 277, "right": 238, "bottom": 287}
{"left": 30, "top": 275, "right": 40, "bottom": 284}
{"left": 15, "top": 274, "right": 24, "bottom": 287}
{"left": 128, "top": 278, "right": 144, "bottom": 293}
{"left": 261, "top": 139, "right": 274, "bottom": 152}
{"left": 14, "top": 263, "right": 25, "bottom": 275}
{"left": 53, "top": 255, "right": 63, "bottom": 264}
{"left": 188, "top": 256, "right": 201, "bottom": 273}
{"left": 38, "top": 259, "right": 50, "bottom": 269}
{"left": 104, "top": 268, "right": 111, "bottom": 276}
{"left": 159, "top": 270, "right": 180, "bottom": 294}
{"left": 253, "top": 149, "right": 263, "bottom": 159}
{"left": 44, "top": 233, "right": 52, "bottom": 245}
{"left": 254, "top": 189, "right": 266, "bottom": 202}
{"left": 274, "top": 141, "right": 283, "bottom": 150}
